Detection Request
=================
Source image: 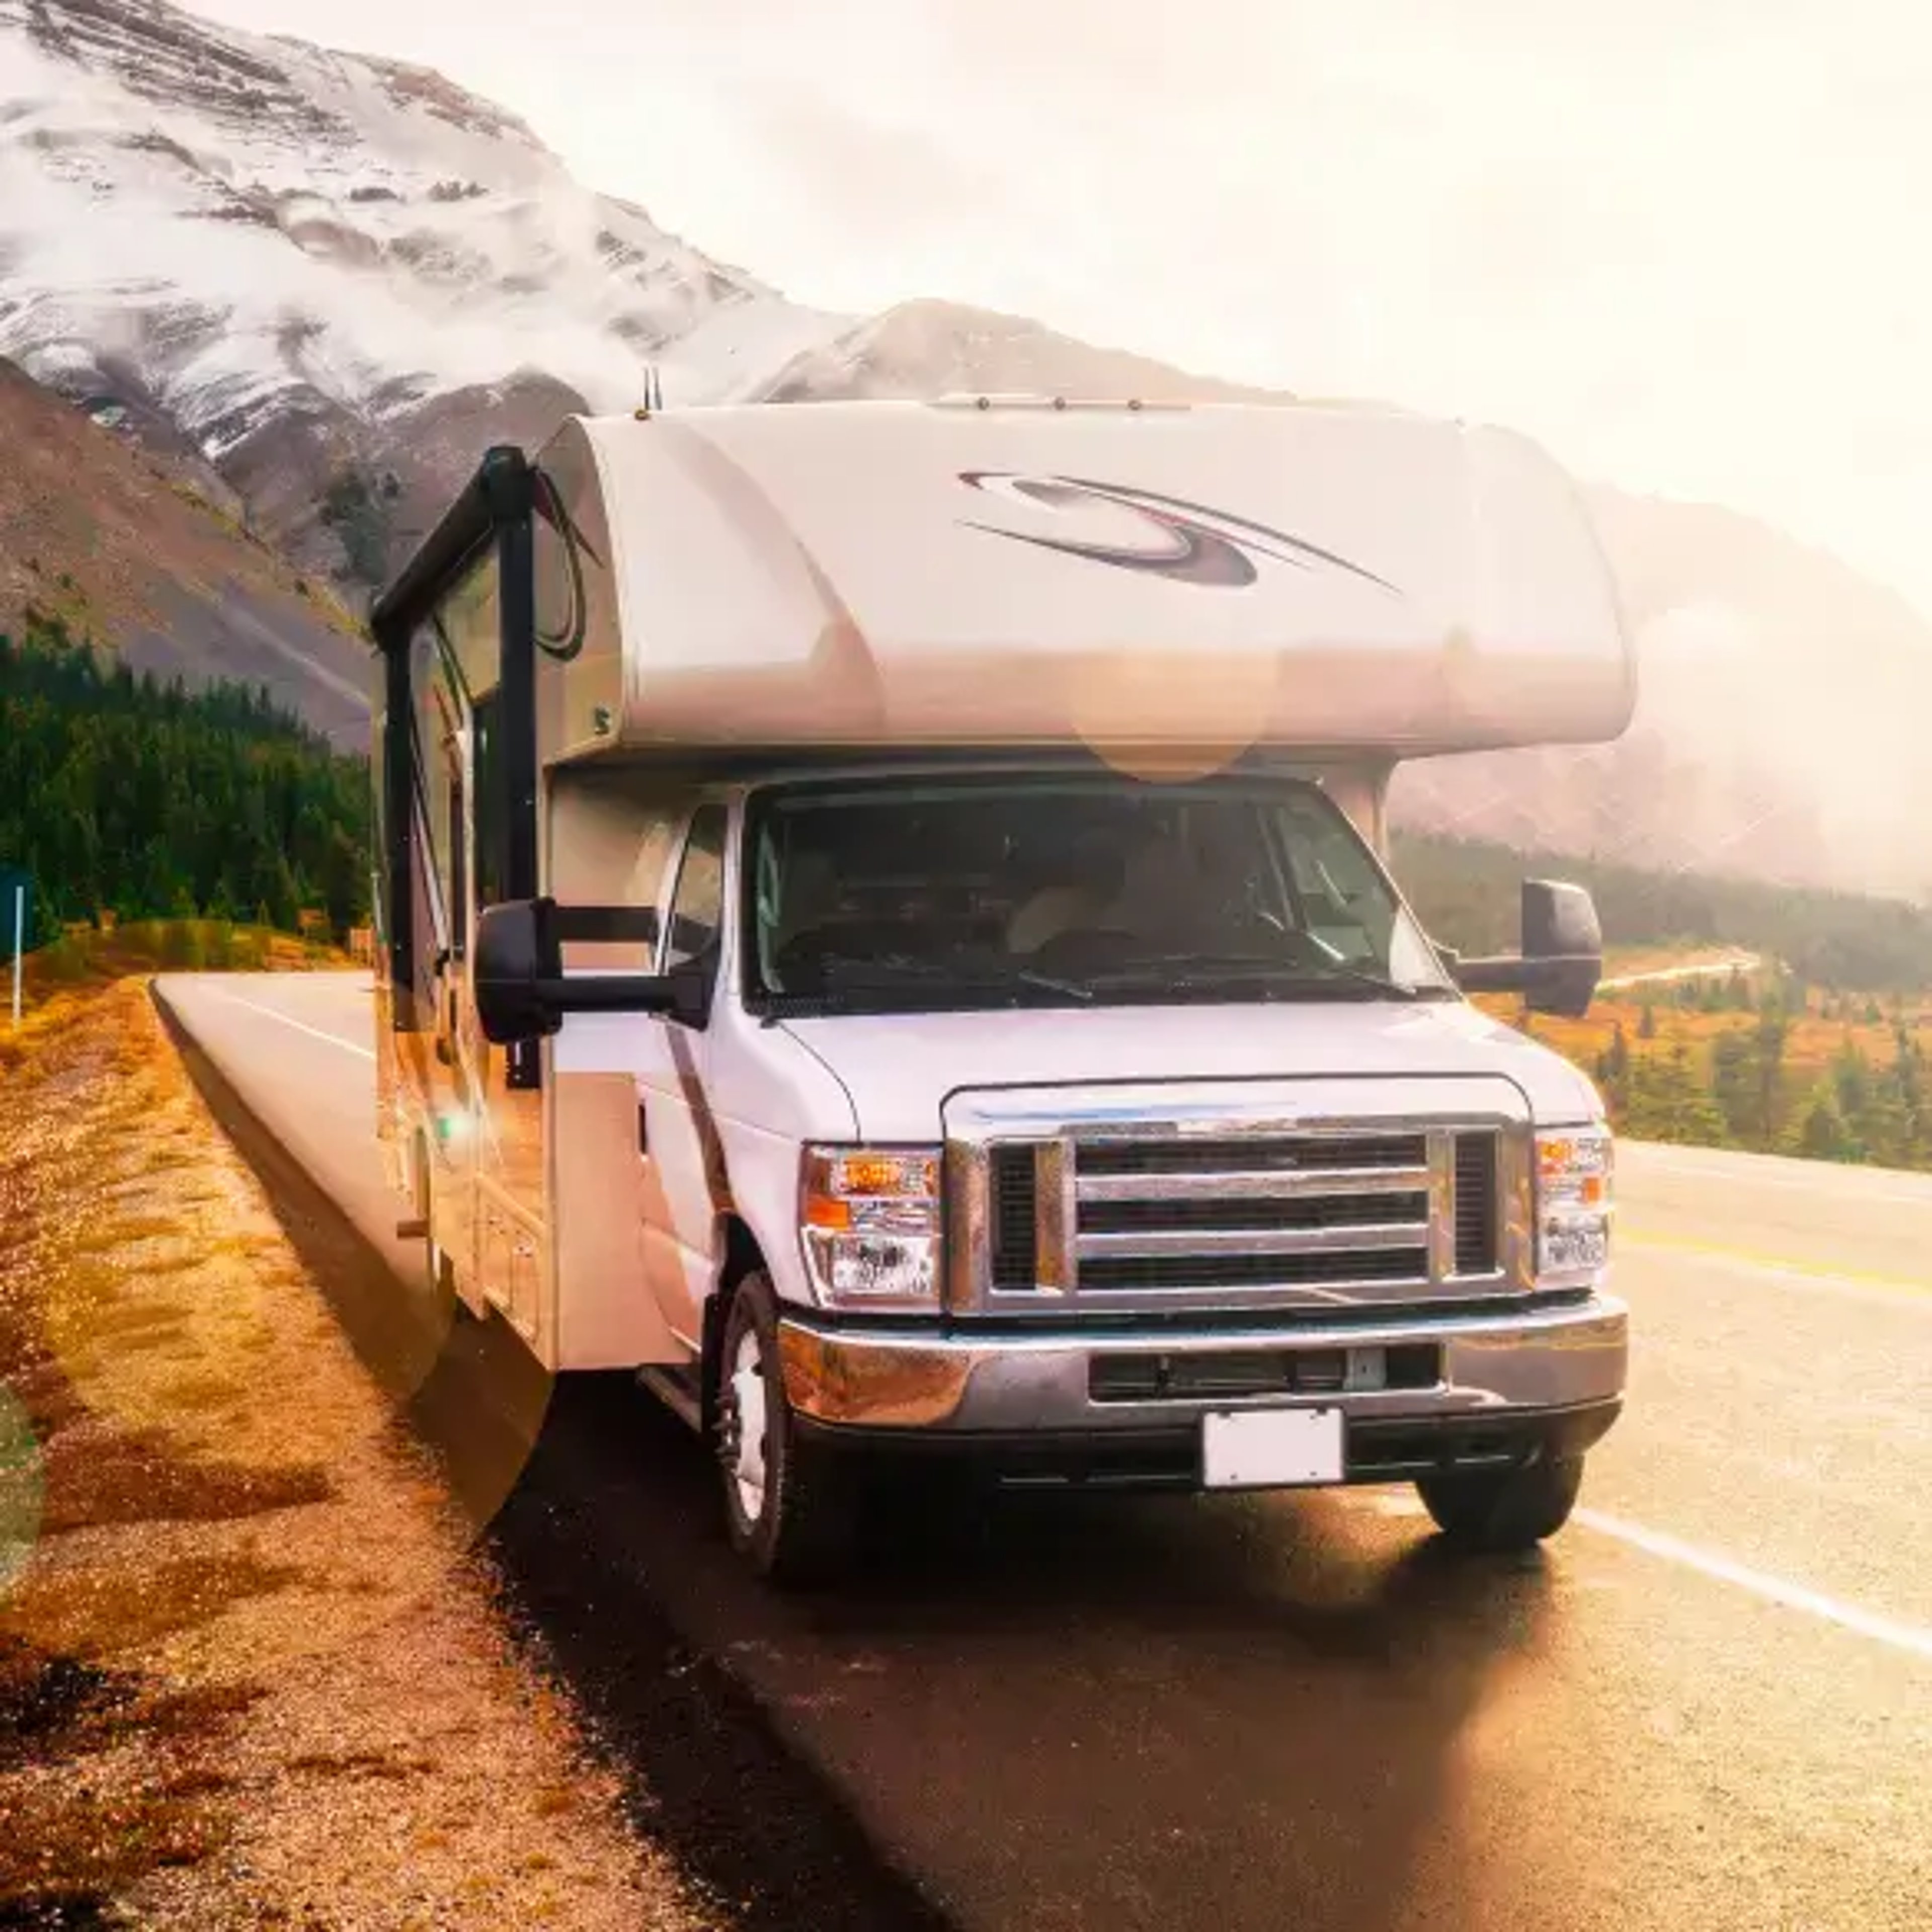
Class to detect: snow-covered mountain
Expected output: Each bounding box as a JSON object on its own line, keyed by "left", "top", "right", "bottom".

{"left": 6, "top": 0, "right": 1932, "bottom": 901}
{"left": 0, "top": 0, "right": 842, "bottom": 579}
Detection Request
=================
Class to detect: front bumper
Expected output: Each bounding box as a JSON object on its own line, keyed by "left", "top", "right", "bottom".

{"left": 776, "top": 1293, "right": 1627, "bottom": 1486}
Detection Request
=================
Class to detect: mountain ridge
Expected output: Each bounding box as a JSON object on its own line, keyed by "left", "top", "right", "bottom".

{"left": 4, "top": 0, "right": 1928, "bottom": 898}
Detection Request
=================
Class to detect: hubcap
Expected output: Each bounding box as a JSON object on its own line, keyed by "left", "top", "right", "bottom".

{"left": 726, "top": 1328, "right": 769, "bottom": 1524}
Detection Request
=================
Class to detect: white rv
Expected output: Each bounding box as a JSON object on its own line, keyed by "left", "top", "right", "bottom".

{"left": 369, "top": 396, "right": 1632, "bottom": 1583}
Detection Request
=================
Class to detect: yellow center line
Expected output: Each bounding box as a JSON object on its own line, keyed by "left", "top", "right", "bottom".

{"left": 1619, "top": 1229, "right": 1932, "bottom": 1299}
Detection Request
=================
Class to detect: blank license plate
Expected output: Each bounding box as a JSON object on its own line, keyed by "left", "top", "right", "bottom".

{"left": 1202, "top": 1407, "right": 1345, "bottom": 1489}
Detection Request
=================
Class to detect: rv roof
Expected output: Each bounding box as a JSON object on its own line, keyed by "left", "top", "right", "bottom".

{"left": 536, "top": 397, "right": 1634, "bottom": 766}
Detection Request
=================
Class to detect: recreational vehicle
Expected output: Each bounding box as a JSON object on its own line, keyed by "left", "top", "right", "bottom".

{"left": 369, "top": 396, "right": 1633, "bottom": 1583}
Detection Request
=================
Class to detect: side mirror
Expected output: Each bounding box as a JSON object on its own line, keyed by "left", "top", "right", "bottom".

{"left": 471, "top": 898, "right": 678, "bottom": 1044}
{"left": 1447, "top": 879, "right": 1602, "bottom": 1019}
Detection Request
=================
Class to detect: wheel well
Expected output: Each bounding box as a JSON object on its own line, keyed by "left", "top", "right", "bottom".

{"left": 703, "top": 1215, "right": 766, "bottom": 1427}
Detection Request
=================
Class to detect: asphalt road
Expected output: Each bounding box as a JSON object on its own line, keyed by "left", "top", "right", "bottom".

{"left": 153, "top": 972, "right": 1932, "bottom": 1932}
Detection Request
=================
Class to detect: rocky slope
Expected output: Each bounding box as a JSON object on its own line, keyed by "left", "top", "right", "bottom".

{"left": 0, "top": 352, "right": 368, "bottom": 745}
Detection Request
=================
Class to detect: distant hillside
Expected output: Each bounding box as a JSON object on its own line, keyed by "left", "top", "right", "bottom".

{"left": 1390, "top": 491, "right": 1932, "bottom": 903}
{"left": 0, "top": 355, "right": 369, "bottom": 747}
{"left": 755, "top": 299, "right": 1284, "bottom": 406}
{"left": 0, "top": 604, "right": 368, "bottom": 933}
{"left": 1390, "top": 829, "right": 1932, "bottom": 994}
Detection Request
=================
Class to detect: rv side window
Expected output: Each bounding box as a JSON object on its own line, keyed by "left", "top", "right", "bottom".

{"left": 662, "top": 804, "right": 728, "bottom": 969}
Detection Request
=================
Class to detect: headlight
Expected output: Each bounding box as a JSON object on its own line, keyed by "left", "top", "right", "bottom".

{"left": 800, "top": 1145, "right": 942, "bottom": 1309}
{"left": 1536, "top": 1126, "right": 1613, "bottom": 1281}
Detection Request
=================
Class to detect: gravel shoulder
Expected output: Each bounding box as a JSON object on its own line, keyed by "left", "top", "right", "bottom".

{"left": 0, "top": 979, "right": 707, "bottom": 1930}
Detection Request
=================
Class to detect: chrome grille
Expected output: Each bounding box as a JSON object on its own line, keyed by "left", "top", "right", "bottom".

{"left": 1077, "top": 1133, "right": 1426, "bottom": 1178}
{"left": 1072, "top": 1131, "right": 1433, "bottom": 1296}
{"left": 970, "top": 1118, "right": 1514, "bottom": 1316}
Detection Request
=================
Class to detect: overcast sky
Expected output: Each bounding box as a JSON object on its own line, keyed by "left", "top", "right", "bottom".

{"left": 189, "top": 0, "right": 1932, "bottom": 616}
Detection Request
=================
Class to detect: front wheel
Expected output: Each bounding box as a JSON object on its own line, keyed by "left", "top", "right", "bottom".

{"left": 1416, "top": 1453, "right": 1584, "bottom": 1553}
{"left": 715, "top": 1274, "right": 859, "bottom": 1585}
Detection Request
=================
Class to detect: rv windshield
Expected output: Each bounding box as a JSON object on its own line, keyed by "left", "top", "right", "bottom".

{"left": 742, "top": 773, "right": 1456, "bottom": 1011}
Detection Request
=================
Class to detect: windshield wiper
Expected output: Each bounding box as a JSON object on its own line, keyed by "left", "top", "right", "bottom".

{"left": 813, "top": 951, "right": 1094, "bottom": 1002}
{"left": 1082, "top": 950, "right": 1441, "bottom": 1001}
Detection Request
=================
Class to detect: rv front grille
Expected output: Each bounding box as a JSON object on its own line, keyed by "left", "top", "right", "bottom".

{"left": 971, "top": 1123, "right": 1509, "bottom": 1312}
{"left": 1076, "top": 1133, "right": 1426, "bottom": 1178}
{"left": 1070, "top": 1130, "right": 1433, "bottom": 1299}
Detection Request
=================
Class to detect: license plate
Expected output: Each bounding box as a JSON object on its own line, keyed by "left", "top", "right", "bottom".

{"left": 1202, "top": 1407, "right": 1345, "bottom": 1489}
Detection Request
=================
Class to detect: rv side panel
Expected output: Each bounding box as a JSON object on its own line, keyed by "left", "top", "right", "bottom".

{"left": 368, "top": 446, "right": 556, "bottom": 1360}
{"left": 531, "top": 420, "right": 686, "bottom": 1369}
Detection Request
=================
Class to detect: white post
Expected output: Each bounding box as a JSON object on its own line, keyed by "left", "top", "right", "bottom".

{"left": 10, "top": 884, "right": 22, "bottom": 1031}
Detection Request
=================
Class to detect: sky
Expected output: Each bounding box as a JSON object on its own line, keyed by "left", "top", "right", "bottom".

{"left": 188, "top": 0, "right": 1932, "bottom": 617}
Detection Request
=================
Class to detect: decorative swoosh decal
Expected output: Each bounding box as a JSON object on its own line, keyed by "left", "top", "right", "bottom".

{"left": 957, "top": 471, "right": 1401, "bottom": 595}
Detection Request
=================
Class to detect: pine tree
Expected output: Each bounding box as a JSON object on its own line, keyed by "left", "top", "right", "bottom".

{"left": 1, "top": 609, "right": 369, "bottom": 936}
{"left": 1751, "top": 1010, "right": 1789, "bottom": 1146}
{"left": 1594, "top": 1021, "right": 1633, "bottom": 1122}
{"left": 1711, "top": 1028, "right": 1757, "bottom": 1146}
{"left": 1623, "top": 1043, "right": 1727, "bottom": 1145}
{"left": 1789, "top": 1083, "right": 1853, "bottom": 1162}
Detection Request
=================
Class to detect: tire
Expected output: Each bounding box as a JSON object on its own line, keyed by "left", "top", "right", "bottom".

{"left": 714, "top": 1273, "right": 860, "bottom": 1585}
{"left": 1416, "top": 1452, "right": 1584, "bottom": 1553}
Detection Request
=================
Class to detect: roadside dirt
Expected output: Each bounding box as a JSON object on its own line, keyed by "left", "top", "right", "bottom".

{"left": 0, "top": 981, "right": 706, "bottom": 1929}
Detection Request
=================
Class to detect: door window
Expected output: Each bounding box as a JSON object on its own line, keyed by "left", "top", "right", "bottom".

{"left": 662, "top": 804, "right": 728, "bottom": 971}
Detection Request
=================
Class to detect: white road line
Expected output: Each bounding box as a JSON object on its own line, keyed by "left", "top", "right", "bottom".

{"left": 200, "top": 983, "right": 376, "bottom": 1062}
{"left": 1577, "top": 1509, "right": 1932, "bottom": 1661}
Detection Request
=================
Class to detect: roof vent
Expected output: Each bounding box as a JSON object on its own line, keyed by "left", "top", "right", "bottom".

{"left": 930, "top": 392, "right": 1188, "bottom": 414}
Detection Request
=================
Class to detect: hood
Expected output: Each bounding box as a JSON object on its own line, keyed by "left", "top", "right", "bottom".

{"left": 779, "top": 997, "right": 1603, "bottom": 1142}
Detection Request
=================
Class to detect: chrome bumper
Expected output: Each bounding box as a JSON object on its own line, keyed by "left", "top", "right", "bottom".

{"left": 776, "top": 1293, "right": 1628, "bottom": 1440}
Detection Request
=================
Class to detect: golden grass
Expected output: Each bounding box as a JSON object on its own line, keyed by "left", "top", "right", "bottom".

{"left": 38, "top": 1427, "right": 334, "bottom": 1538}
{"left": 4, "top": 1553, "right": 304, "bottom": 1662}
{"left": 286, "top": 1748, "right": 439, "bottom": 1780}
{"left": 2, "top": 977, "right": 696, "bottom": 1929}
{"left": 0, "top": 983, "right": 315, "bottom": 1910}
{"left": 0, "top": 1778, "right": 231, "bottom": 1910}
